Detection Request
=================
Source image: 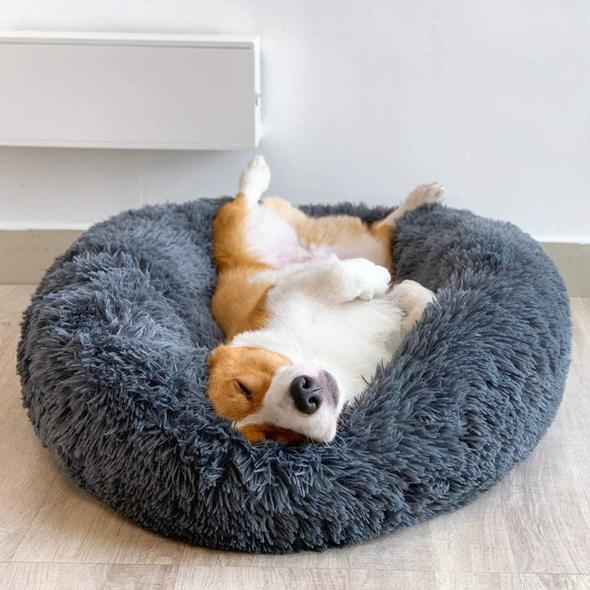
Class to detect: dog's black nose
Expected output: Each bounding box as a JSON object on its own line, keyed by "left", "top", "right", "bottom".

{"left": 290, "top": 375, "right": 323, "bottom": 414}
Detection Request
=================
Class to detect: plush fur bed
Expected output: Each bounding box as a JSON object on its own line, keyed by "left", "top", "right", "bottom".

{"left": 18, "top": 199, "right": 571, "bottom": 553}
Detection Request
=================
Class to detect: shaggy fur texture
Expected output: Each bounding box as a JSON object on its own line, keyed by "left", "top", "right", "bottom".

{"left": 18, "top": 199, "right": 571, "bottom": 553}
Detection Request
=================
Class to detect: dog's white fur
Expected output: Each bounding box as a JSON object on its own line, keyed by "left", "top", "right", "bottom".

{"left": 227, "top": 156, "right": 439, "bottom": 442}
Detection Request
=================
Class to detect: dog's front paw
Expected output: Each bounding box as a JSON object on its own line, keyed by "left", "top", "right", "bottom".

{"left": 403, "top": 182, "right": 445, "bottom": 212}
{"left": 391, "top": 279, "right": 436, "bottom": 334}
{"left": 239, "top": 155, "right": 271, "bottom": 204}
{"left": 341, "top": 258, "right": 391, "bottom": 301}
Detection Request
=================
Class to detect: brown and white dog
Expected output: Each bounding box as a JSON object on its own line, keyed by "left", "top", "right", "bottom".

{"left": 208, "top": 156, "right": 443, "bottom": 443}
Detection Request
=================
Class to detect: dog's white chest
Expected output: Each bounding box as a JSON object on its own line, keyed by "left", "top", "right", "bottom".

{"left": 257, "top": 292, "right": 403, "bottom": 403}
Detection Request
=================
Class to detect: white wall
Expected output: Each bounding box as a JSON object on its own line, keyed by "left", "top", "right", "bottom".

{"left": 1, "top": 1, "right": 589, "bottom": 241}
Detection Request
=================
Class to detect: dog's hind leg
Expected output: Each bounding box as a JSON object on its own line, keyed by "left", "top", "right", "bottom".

{"left": 373, "top": 182, "right": 445, "bottom": 232}
{"left": 239, "top": 155, "right": 271, "bottom": 206}
{"left": 368, "top": 182, "right": 446, "bottom": 271}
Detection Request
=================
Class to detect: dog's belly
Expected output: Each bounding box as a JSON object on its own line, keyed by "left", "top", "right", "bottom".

{"left": 245, "top": 205, "right": 312, "bottom": 265}
{"left": 244, "top": 204, "right": 384, "bottom": 268}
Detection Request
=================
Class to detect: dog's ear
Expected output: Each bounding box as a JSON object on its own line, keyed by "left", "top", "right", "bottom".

{"left": 208, "top": 345, "right": 228, "bottom": 367}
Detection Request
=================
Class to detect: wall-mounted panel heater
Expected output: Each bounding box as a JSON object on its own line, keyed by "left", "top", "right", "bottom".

{"left": 0, "top": 31, "right": 261, "bottom": 150}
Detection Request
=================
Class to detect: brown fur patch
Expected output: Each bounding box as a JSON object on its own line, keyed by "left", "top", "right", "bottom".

{"left": 212, "top": 195, "right": 274, "bottom": 339}
{"left": 212, "top": 194, "right": 266, "bottom": 272}
{"left": 207, "top": 346, "right": 291, "bottom": 422}
{"left": 369, "top": 221, "right": 394, "bottom": 269}
{"left": 240, "top": 423, "right": 305, "bottom": 444}
{"left": 211, "top": 267, "right": 271, "bottom": 339}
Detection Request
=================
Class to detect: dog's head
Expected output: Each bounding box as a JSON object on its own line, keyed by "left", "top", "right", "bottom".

{"left": 207, "top": 345, "right": 343, "bottom": 443}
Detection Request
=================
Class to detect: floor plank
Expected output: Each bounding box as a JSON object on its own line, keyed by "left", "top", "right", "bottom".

{"left": 0, "top": 321, "right": 62, "bottom": 562}
{"left": 0, "top": 562, "right": 178, "bottom": 590}
{"left": 0, "top": 285, "right": 34, "bottom": 322}
{"left": 349, "top": 570, "right": 590, "bottom": 590}
{"left": 174, "top": 565, "right": 349, "bottom": 590}
{"left": 0, "top": 286, "right": 588, "bottom": 590}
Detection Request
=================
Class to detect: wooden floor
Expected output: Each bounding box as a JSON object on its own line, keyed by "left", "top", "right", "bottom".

{"left": 0, "top": 285, "right": 588, "bottom": 590}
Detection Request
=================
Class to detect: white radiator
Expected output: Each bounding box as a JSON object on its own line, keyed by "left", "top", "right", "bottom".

{"left": 0, "top": 31, "right": 261, "bottom": 150}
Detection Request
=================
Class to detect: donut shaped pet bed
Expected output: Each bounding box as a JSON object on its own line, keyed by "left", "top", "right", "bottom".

{"left": 18, "top": 198, "right": 571, "bottom": 553}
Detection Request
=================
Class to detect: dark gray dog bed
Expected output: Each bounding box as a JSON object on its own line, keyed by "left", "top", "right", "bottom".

{"left": 18, "top": 199, "right": 571, "bottom": 553}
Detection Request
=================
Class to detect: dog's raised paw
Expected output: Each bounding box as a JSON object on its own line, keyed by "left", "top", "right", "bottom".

{"left": 341, "top": 258, "right": 391, "bottom": 301}
{"left": 403, "top": 182, "right": 446, "bottom": 212}
{"left": 239, "top": 155, "right": 271, "bottom": 204}
{"left": 391, "top": 279, "right": 436, "bottom": 334}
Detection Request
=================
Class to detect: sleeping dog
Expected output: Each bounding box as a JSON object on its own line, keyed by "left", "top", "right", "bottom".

{"left": 208, "top": 156, "right": 442, "bottom": 443}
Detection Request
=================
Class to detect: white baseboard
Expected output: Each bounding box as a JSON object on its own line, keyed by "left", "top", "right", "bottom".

{"left": 0, "top": 230, "right": 588, "bottom": 296}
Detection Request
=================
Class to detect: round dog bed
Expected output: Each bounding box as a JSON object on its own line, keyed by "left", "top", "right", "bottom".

{"left": 18, "top": 198, "right": 571, "bottom": 553}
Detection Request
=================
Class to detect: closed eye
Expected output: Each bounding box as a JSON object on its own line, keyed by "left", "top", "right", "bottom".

{"left": 235, "top": 380, "right": 253, "bottom": 400}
